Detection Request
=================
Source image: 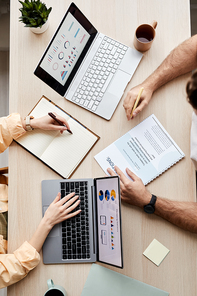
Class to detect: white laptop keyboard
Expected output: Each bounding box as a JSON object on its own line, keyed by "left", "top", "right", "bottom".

{"left": 71, "top": 36, "right": 128, "bottom": 112}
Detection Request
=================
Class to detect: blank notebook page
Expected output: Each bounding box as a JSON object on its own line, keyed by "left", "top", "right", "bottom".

{"left": 41, "top": 118, "right": 98, "bottom": 177}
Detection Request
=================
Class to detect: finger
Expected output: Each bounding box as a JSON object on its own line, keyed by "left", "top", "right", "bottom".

{"left": 114, "top": 166, "right": 129, "bottom": 184}
{"left": 107, "top": 167, "right": 124, "bottom": 192}
{"left": 48, "top": 124, "right": 68, "bottom": 132}
{"left": 60, "top": 192, "right": 76, "bottom": 205}
{"left": 54, "top": 113, "right": 71, "bottom": 130}
{"left": 124, "top": 97, "right": 135, "bottom": 121}
{"left": 52, "top": 192, "right": 61, "bottom": 204}
{"left": 132, "top": 100, "right": 147, "bottom": 118}
{"left": 107, "top": 168, "right": 117, "bottom": 176}
{"left": 125, "top": 168, "right": 139, "bottom": 181}
{"left": 125, "top": 105, "right": 133, "bottom": 121}
{"left": 64, "top": 209, "right": 81, "bottom": 220}
{"left": 119, "top": 178, "right": 124, "bottom": 190}
{"left": 63, "top": 195, "right": 80, "bottom": 209}
{"left": 65, "top": 199, "right": 80, "bottom": 213}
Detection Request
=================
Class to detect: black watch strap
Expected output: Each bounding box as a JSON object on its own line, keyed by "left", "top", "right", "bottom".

{"left": 144, "top": 194, "right": 157, "bottom": 214}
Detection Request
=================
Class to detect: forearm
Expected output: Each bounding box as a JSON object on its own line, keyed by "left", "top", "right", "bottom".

{"left": 133, "top": 192, "right": 197, "bottom": 233}
{"left": 28, "top": 217, "right": 52, "bottom": 253}
{"left": 109, "top": 166, "right": 197, "bottom": 233}
{"left": 143, "top": 35, "right": 197, "bottom": 93}
{"left": 154, "top": 197, "right": 197, "bottom": 233}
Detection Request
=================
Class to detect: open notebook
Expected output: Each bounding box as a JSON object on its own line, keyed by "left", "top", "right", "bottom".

{"left": 95, "top": 114, "right": 185, "bottom": 185}
{"left": 15, "top": 96, "right": 99, "bottom": 178}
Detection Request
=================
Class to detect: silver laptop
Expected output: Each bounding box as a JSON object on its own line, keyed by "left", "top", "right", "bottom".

{"left": 34, "top": 2, "right": 143, "bottom": 120}
{"left": 42, "top": 176, "right": 123, "bottom": 268}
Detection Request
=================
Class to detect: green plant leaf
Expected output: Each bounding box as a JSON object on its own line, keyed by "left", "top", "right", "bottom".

{"left": 18, "top": 0, "right": 52, "bottom": 27}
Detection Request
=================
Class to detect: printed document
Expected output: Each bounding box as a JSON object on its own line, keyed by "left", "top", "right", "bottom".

{"left": 95, "top": 114, "right": 184, "bottom": 185}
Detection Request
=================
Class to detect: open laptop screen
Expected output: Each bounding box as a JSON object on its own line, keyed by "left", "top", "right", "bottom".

{"left": 95, "top": 176, "right": 123, "bottom": 268}
{"left": 34, "top": 2, "right": 97, "bottom": 95}
{"left": 40, "top": 12, "right": 90, "bottom": 86}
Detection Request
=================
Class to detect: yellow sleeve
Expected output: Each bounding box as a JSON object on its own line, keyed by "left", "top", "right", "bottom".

{"left": 0, "top": 241, "right": 40, "bottom": 288}
{"left": 0, "top": 113, "right": 26, "bottom": 153}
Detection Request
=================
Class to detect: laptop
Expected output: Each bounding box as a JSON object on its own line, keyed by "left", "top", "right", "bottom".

{"left": 34, "top": 2, "right": 143, "bottom": 120}
{"left": 42, "top": 176, "right": 123, "bottom": 268}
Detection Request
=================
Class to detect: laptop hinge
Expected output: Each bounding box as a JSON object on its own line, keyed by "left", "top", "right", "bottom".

{"left": 91, "top": 184, "right": 97, "bottom": 256}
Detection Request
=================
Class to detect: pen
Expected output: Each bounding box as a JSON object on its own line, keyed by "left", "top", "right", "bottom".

{"left": 130, "top": 87, "right": 144, "bottom": 118}
{"left": 48, "top": 112, "right": 73, "bottom": 134}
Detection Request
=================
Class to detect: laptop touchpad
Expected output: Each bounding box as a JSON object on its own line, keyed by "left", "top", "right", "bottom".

{"left": 43, "top": 206, "right": 60, "bottom": 237}
{"left": 107, "top": 69, "right": 131, "bottom": 97}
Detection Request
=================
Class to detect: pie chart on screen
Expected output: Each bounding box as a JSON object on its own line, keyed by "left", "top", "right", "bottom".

{"left": 105, "top": 190, "right": 110, "bottom": 201}
{"left": 111, "top": 189, "right": 116, "bottom": 201}
{"left": 99, "top": 190, "right": 104, "bottom": 201}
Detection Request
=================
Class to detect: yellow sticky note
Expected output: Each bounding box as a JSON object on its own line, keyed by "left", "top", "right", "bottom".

{"left": 143, "top": 239, "right": 170, "bottom": 266}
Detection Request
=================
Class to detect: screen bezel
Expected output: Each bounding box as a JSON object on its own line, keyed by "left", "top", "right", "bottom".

{"left": 34, "top": 2, "right": 97, "bottom": 96}
{"left": 94, "top": 176, "right": 123, "bottom": 269}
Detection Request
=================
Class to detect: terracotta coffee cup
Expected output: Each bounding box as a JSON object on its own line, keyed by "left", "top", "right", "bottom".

{"left": 133, "top": 21, "right": 157, "bottom": 52}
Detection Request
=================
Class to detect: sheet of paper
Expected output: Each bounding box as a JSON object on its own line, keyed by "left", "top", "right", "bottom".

{"left": 94, "top": 114, "right": 185, "bottom": 185}
{"left": 143, "top": 239, "right": 170, "bottom": 266}
{"left": 81, "top": 264, "right": 169, "bottom": 296}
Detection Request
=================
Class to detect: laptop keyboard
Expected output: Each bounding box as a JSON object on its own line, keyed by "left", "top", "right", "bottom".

{"left": 72, "top": 36, "right": 128, "bottom": 112}
{"left": 60, "top": 181, "right": 90, "bottom": 260}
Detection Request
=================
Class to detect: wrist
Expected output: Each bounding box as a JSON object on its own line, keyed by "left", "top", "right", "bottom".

{"left": 23, "top": 116, "right": 34, "bottom": 131}
{"left": 144, "top": 194, "right": 157, "bottom": 214}
{"left": 142, "top": 81, "right": 154, "bottom": 94}
{"left": 41, "top": 215, "right": 53, "bottom": 232}
{"left": 138, "top": 191, "right": 152, "bottom": 209}
{"left": 29, "top": 118, "right": 39, "bottom": 129}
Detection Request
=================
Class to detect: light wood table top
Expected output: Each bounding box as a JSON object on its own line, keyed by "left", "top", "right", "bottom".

{"left": 8, "top": 0, "right": 196, "bottom": 295}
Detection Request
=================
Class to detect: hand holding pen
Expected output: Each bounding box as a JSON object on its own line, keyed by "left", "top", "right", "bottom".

{"left": 26, "top": 113, "right": 72, "bottom": 134}
{"left": 130, "top": 87, "right": 144, "bottom": 118}
{"left": 123, "top": 84, "right": 154, "bottom": 120}
{"left": 48, "top": 112, "right": 73, "bottom": 134}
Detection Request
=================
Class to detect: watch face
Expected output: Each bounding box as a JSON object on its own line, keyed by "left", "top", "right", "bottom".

{"left": 144, "top": 204, "right": 155, "bottom": 214}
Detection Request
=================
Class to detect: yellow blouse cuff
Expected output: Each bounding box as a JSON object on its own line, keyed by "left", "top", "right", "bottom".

{"left": 6, "top": 113, "right": 26, "bottom": 140}
{"left": 13, "top": 241, "right": 40, "bottom": 271}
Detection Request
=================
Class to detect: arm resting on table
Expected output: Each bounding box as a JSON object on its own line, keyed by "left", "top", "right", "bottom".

{"left": 0, "top": 241, "right": 40, "bottom": 288}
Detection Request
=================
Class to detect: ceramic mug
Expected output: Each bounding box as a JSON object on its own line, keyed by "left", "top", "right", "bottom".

{"left": 133, "top": 21, "right": 157, "bottom": 52}
{"left": 44, "top": 279, "right": 67, "bottom": 296}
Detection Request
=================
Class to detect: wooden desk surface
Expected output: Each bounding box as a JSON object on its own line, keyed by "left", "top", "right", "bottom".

{"left": 8, "top": 0, "right": 196, "bottom": 295}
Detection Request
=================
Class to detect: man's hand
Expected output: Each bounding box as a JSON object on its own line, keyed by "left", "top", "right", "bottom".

{"left": 123, "top": 84, "right": 153, "bottom": 120}
{"left": 107, "top": 166, "right": 151, "bottom": 208}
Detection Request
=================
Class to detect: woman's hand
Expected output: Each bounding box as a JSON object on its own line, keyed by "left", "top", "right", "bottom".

{"left": 43, "top": 192, "right": 81, "bottom": 229}
{"left": 29, "top": 192, "right": 81, "bottom": 253}
{"left": 22, "top": 113, "right": 70, "bottom": 134}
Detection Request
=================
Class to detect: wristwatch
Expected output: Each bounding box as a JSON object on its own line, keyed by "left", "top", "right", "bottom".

{"left": 144, "top": 194, "right": 157, "bottom": 214}
{"left": 25, "top": 115, "right": 34, "bottom": 131}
